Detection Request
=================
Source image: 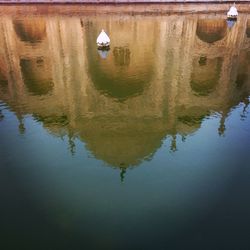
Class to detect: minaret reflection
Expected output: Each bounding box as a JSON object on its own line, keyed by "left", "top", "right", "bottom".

{"left": 241, "top": 97, "right": 250, "bottom": 120}
{"left": 218, "top": 111, "right": 228, "bottom": 137}
{"left": 17, "top": 114, "right": 25, "bottom": 135}
{"left": 68, "top": 133, "right": 76, "bottom": 156}
{"left": 0, "top": 14, "right": 249, "bottom": 169}
{"left": 120, "top": 168, "right": 126, "bottom": 183}
{"left": 0, "top": 109, "right": 4, "bottom": 121}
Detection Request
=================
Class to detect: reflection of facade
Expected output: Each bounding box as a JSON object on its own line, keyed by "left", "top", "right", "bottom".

{"left": 0, "top": 14, "right": 249, "bottom": 169}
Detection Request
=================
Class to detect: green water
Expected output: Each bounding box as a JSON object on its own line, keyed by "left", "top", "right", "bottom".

{"left": 0, "top": 10, "right": 250, "bottom": 250}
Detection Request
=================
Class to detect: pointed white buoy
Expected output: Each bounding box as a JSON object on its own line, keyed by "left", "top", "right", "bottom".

{"left": 96, "top": 29, "right": 110, "bottom": 49}
{"left": 227, "top": 3, "right": 238, "bottom": 20}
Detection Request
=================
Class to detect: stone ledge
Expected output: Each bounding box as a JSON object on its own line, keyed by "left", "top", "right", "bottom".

{"left": 0, "top": 2, "right": 249, "bottom": 16}
{"left": 0, "top": 0, "right": 249, "bottom": 3}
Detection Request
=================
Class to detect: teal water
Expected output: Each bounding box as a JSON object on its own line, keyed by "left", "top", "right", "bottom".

{"left": 0, "top": 11, "right": 250, "bottom": 250}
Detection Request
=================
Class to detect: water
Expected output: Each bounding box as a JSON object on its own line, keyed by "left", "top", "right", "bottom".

{"left": 0, "top": 7, "right": 250, "bottom": 250}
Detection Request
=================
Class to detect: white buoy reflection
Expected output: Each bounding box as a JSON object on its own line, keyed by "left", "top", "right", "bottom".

{"left": 97, "top": 48, "right": 110, "bottom": 59}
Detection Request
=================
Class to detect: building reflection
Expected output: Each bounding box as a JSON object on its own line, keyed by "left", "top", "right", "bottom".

{"left": 247, "top": 19, "right": 250, "bottom": 37}
{"left": 0, "top": 14, "right": 249, "bottom": 170}
{"left": 196, "top": 19, "right": 227, "bottom": 43}
{"left": 191, "top": 57, "right": 222, "bottom": 96}
{"left": 13, "top": 18, "right": 47, "bottom": 43}
{"left": 20, "top": 58, "right": 53, "bottom": 96}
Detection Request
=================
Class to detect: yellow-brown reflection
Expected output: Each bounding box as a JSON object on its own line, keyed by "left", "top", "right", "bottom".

{"left": 13, "top": 18, "right": 46, "bottom": 43}
{"left": 246, "top": 19, "right": 250, "bottom": 38}
{"left": 85, "top": 19, "right": 155, "bottom": 101}
{"left": 74, "top": 118, "right": 166, "bottom": 167}
{"left": 235, "top": 50, "right": 250, "bottom": 91}
{"left": 191, "top": 57, "right": 222, "bottom": 96}
{"left": 196, "top": 19, "right": 227, "bottom": 43}
{"left": 0, "top": 57, "right": 8, "bottom": 93}
{"left": 0, "top": 14, "right": 249, "bottom": 169}
{"left": 20, "top": 58, "right": 53, "bottom": 96}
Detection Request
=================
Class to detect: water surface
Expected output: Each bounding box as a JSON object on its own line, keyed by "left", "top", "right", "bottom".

{"left": 0, "top": 9, "right": 250, "bottom": 250}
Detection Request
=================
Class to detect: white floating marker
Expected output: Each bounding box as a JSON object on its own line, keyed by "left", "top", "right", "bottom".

{"left": 96, "top": 29, "right": 110, "bottom": 49}
{"left": 227, "top": 3, "right": 238, "bottom": 20}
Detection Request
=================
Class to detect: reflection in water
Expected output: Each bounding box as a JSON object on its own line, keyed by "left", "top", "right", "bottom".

{"left": 191, "top": 57, "right": 222, "bottom": 96}
{"left": 0, "top": 14, "right": 250, "bottom": 169}
{"left": 20, "top": 58, "right": 54, "bottom": 96}
{"left": 247, "top": 19, "right": 250, "bottom": 37}
{"left": 0, "top": 109, "right": 4, "bottom": 121}
{"left": 0, "top": 70, "right": 8, "bottom": 93}
{"left": 227, "top": 19, "right": 237, "bottom": 29}
{"left": 86, "top": 20, "right": 154, "bottom": 101}
{"left": 97, "top": 48, "right": 110, "bottom": 59}
{"left": 113, "top": 46, "right": 131, "bottom": 66}
{"left": 0, "top": 11, "right": 250, "bottom": 250}
{"left": 196, "top": 19, "right": 227, "bottom": 43}
{"left": 13, "top": 18, "right": 46, "bottom": 43}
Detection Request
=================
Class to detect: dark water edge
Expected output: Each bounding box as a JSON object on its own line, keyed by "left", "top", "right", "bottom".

{"left": 1, "top": 103, "right": 250, "bottom": 250}
{"left": 1, "top": 112, "right": 250, "bottom": 250}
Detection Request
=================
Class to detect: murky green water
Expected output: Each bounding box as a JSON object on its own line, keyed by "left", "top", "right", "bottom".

{"left": 0, "top": 9, "right": 250, "bottom": 250}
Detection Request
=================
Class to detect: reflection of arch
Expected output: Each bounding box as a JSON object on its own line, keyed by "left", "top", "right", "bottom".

{"left": 88, "top": 55, "right": 151, "bottom": 101}
{"left": 196, "top": 19, "right": 227, "bottom": 43}
{"left": 190, "top": 57, "right": 222, "bottom": 96}
{"left": 246, "top": 19, "right": 250, "bottom": 38}
{"left": 13, "top": 18, "right": 46, "bottom": 43}
{"left": 85, "top": 24, "right": 153, "bottom": 101}
{"left": 20, "top": 58, "right": 53, "bottom": 96}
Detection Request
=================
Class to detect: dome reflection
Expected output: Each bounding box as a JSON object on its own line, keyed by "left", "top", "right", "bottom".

{"left": 78, "top": 118, "right": 165, "bottom": 168}
{"left": 190, "top": 57, "right": 222, "bottom": 96}
{"left": 86, "top": 21, "right": 155, "bottom": 101}
{"left": 196, "top": 19, "right": 227, "bottom": 43}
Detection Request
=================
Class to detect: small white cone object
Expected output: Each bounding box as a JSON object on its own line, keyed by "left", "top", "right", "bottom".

{"left": 227, "top": 3, "right": 238, "bottom": 18}
{"left": 96, "top": 29, "right": 110, "bottom": 48}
